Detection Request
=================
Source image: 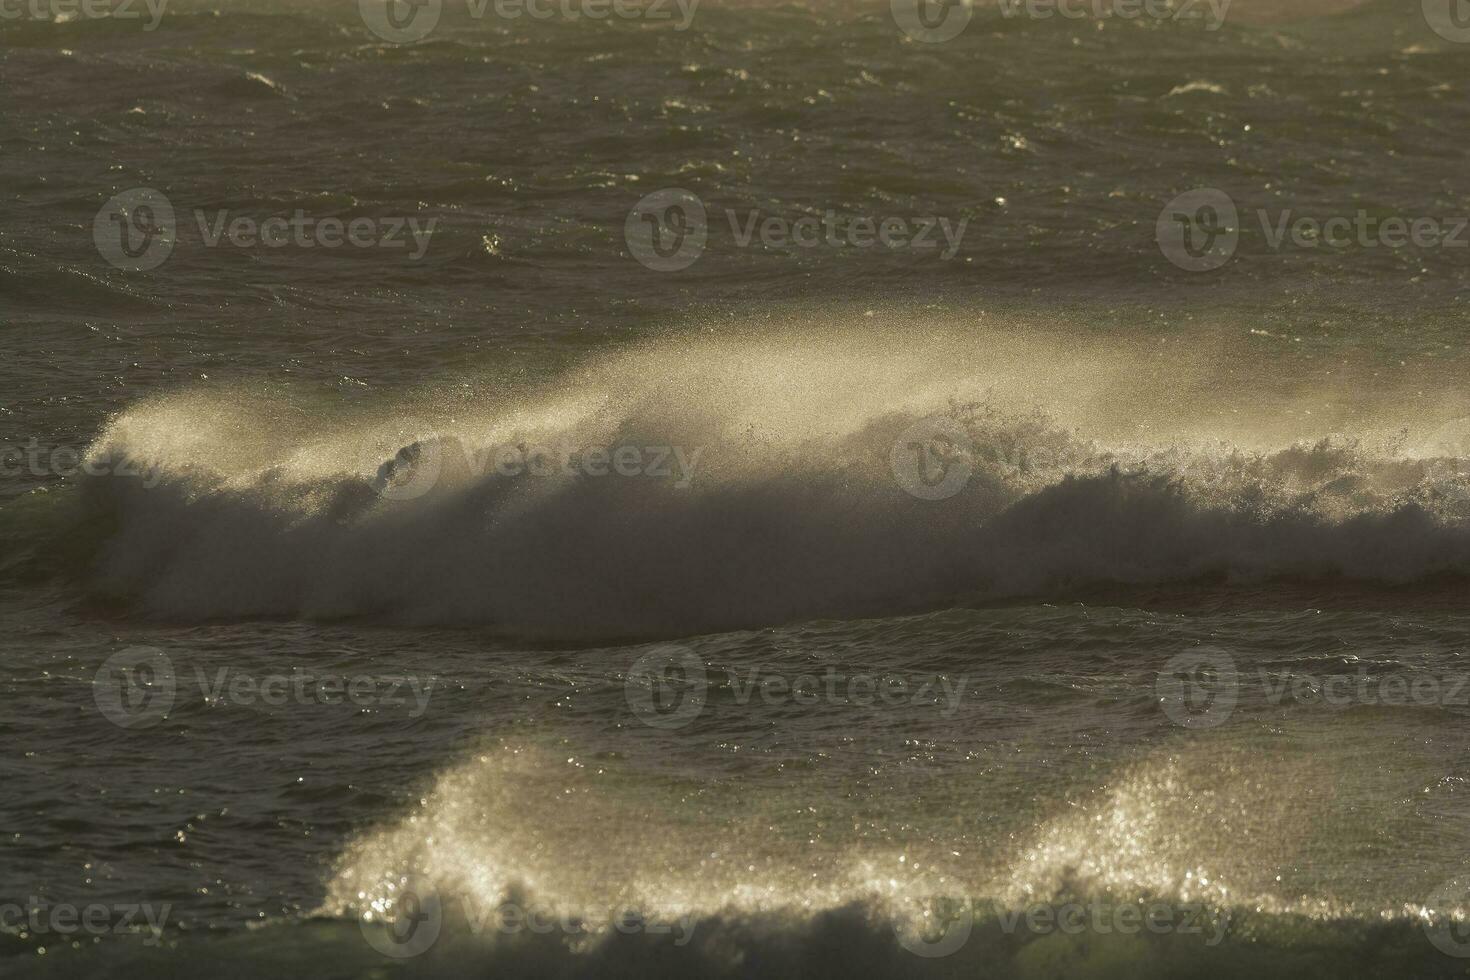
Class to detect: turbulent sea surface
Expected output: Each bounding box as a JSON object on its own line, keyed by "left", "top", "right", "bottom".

{"left": 6, "top": 0, "right": 1470, "bottom": 976}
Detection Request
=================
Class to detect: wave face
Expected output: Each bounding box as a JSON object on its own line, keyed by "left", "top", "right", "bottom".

{"left": 57, "top": 322, "right": 1470, "bottom": 638}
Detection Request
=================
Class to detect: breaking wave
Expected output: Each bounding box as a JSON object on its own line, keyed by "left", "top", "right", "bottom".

{"left": 30, "top": 320, "right": 1470, "bottom": 638}
{"left": 295, "top": 740, "right": 1467, "bottom": 979}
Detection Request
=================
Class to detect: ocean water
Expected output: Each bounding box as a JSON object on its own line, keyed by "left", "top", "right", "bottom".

{"left": 6, "top": 0, "right": 1470, "bottom": 976}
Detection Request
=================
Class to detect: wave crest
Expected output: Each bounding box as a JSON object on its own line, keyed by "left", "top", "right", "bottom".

{"left": 49, "top": 326, "right": 1470, "bottom": 637}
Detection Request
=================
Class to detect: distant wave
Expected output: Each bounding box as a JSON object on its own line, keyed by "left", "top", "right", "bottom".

{"left": 28, "top": 326, "right": 1470, "bottom": 638}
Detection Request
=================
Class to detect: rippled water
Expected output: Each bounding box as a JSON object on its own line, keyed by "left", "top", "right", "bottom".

{"left": 5, "top": 0, "right": 1470, "bottom": 976}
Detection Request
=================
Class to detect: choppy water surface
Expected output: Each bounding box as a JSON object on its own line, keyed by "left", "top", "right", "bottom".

{"left": 5, "top": 0, "right": 1470, "bottom": 976}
